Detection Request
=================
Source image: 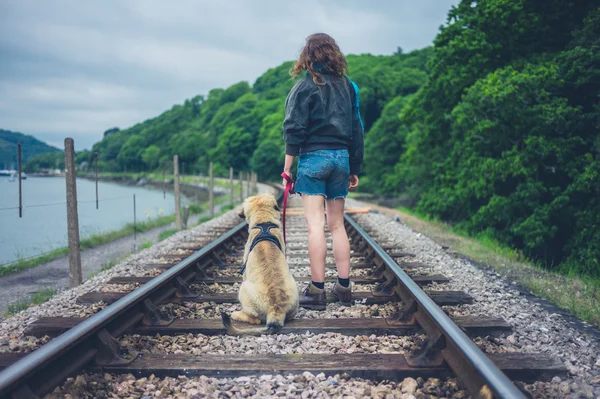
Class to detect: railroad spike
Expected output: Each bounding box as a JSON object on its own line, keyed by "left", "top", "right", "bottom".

{"left": 94, "top": 329, "right": 138, "bottom": 366}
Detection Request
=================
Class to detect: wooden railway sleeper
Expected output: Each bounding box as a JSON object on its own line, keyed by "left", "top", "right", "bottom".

{"left": 174, "top": 276, "right": 199, "bottom": 298}
{"left": 94, "top": 329, "right": 138, "bottom": 367}
{"left": 142, "top": 299, "right": 174, "bottom": 326}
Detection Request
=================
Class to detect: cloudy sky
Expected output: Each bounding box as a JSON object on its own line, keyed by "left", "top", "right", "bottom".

{"left": 0, "top": 0, "right": 457, "bottom": 150}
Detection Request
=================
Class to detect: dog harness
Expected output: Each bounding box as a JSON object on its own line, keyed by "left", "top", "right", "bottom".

{"left": 240, "top": 222, "right": 283, "bottom": 275}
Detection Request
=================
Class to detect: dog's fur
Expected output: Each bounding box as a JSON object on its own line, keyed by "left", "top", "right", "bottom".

{"left": 221, "top": 193, "right": 298, "bottom": 335}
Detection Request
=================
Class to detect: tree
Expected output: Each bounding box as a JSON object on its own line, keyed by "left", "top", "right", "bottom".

{"left": 141, "top": 145, "right": 161, "bottom": 170}
{"left": 250, "top": 141, "right": 284, "bottom": 181}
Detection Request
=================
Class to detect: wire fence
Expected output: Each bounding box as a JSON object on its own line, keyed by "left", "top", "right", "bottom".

{"left": 0, "top": 195, "right": 136, "bottom": 212}
{"left": 1, "top": 141, "right": 258, "bottom": 274}
{"left": 0, "top": 248, "right": 66, "bottom": 268}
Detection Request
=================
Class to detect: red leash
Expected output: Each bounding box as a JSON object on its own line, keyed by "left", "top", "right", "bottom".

{"left": 281, "top": 172, "right": 295, "bottom": 245}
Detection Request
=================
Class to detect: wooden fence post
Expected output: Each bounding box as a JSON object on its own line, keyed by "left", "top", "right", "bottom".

{"left": 133, "top": 194, "right": 137, "bottom": 241}
{"left": 174, "top": 154, "right": 182, "bottom": 230}
{"left": 95, "top": 151, "right": 99, "bottom": 209}
{"left": 229, "top": 167, "right": 234, "bottom": 207}
{"left": 246, "top": 172, "right": 251, "bottom": 198}
{"left": 64, "top": 138, "right": 82, "bottom": 287}
{"left": 239, "top": 171, "right": 243, "bottom": 202}
{"left": 209, "top": 162, "right": 214, "bottom": 217}
{"left": 183, "top": 205, "right": 190, "bottom": 229}
{"left": 17, "top": 141, "right": 22, "bottom": 218}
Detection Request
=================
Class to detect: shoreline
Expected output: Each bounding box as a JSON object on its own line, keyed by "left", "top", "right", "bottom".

{"left": 0, "top": 178, "right": 246, "bottom": 315}
{"left": 0, "top": 177, "right": 223, "bottom": 278}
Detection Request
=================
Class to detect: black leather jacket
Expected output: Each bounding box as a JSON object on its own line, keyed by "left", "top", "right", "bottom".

{"left": 283, "top": 73, "right": 364, "bottom": 174}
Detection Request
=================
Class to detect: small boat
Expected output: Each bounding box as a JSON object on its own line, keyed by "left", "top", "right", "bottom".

{"left": 8, "top": 172, "right": 27, "bottom": 181}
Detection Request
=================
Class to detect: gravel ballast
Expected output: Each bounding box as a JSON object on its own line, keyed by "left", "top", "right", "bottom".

{"left": 349, "top": 199, "right": 600, "bottom": 398}
{"left": 1, "top": 192, "right": 599, "bottom": 398}
{"left": 47, "top": 373, "right": 467, "bottom": 399}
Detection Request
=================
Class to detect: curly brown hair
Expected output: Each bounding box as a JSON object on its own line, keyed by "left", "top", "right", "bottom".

{"left": 290, "top": 33, "right": 348, "bottom": 85}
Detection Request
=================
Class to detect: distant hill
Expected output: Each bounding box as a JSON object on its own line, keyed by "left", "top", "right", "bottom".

{"left": 89, "top": 49, "right": 431, "bottom": 180}
{"left": 0, "top": 129, "right": 61, "bottom": 168}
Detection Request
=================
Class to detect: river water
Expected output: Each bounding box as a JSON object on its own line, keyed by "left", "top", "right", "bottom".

{"left": 0, "top": 176, "right": 181, "bottom": 266}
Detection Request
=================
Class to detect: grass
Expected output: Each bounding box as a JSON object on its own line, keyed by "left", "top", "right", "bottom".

{"left": 0, "top": 248, "right": 70, "bottom": 277}
{"left": 158, "top": 228, "right": 178, "bottom": 241}
{"left": 86, "top": 257, "right": 123, "bottom": 279}
{"left": 95, "top": 171, "right": 241, "bottom": 190}
{"left": 3, "top": 288, "right": 57, "bottom": 317}
{"left": 196, "top": 216, "right": 213, "bottom": 225}
{"left": 140, "top": 241, "right": 153, "bottom": 250}
{"left": 389, "top": 205, "right": 600, "bottom": 328}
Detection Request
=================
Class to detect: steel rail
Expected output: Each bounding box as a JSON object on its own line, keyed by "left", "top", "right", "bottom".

{"left": 0, "top": 188, "right": 281, "bottom": 397}
{"left": 344, "top": 214, "right": 526, "bottom": 399}
{"left": 0, "top": 219, "right": 249, "bottom": 397}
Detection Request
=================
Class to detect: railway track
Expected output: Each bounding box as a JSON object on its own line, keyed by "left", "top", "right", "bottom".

{"left": 0, "top": 189, "right": 565, "bottom": 398}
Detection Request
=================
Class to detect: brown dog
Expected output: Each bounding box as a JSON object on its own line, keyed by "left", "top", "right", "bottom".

{"left": 221, "top": 193, "right": 298, "bottom": 335}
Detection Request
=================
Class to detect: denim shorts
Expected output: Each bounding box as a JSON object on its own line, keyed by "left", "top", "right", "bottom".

{"left": 295, "top": 149, "right": 350, "bottom": 200}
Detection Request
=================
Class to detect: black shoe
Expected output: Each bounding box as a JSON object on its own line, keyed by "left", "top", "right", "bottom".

{"left": 299, "top": 283, "right": 326, "bottom": 311}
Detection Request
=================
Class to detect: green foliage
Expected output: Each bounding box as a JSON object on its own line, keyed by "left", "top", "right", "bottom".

{"left": 363, "top": 94, "right": 414, "bottom": 193}
{"left": 158, "top": 228, "right": 178, "bottom": 241}
{"left": 141, "top": 145, "right": 161, "bottom": 170}
{"left": 250, "top": 141, "right": 284, "bottom": 181}
{"left": 24, "top": 151, "right": 64, "bottom": 172}
{"left": 386, "top": 2, "right": 600, "bottom": 276}
{"left": 347, "top": 51, "right": 429, "bottom": 130}
{"left": 3, "top": 288, "right": 57, "bottom": 317}
{"left": 0, "top": 129, "right": 61, "bottom": 170}
{"left": 88, "top": 49, "right": 431, "bottom": 181}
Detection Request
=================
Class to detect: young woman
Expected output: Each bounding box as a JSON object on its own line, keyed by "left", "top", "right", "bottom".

{"left": 282, "top": 33, "right": 364, "bottom": 310}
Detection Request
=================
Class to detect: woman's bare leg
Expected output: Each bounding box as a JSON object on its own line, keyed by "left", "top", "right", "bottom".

{"left": 302, "top": 195, "right": 327, "bottom": 282}
{"left": 326, "top": 198, "right": 350, "bottom": 278}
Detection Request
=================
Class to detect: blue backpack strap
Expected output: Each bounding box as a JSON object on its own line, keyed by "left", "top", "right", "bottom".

{"left": 345, "top": 76, "right": 364, "bottom": 131}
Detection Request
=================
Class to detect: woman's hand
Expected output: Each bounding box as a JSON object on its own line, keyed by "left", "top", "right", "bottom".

{"left": 348, "top": 174, "right": 359, "bottom": 191}
{"left": 282, "top": 170, "right": 292, "bottom": 188}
